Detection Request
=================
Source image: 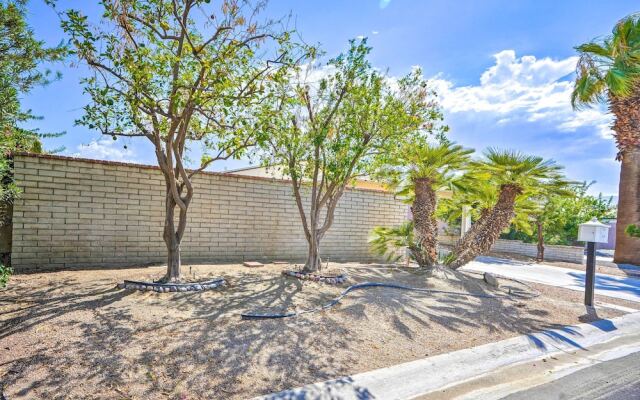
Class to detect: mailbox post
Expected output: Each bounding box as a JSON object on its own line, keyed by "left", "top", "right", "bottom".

{"left": 578, "top": 218, "right": 610, "bottom": 306}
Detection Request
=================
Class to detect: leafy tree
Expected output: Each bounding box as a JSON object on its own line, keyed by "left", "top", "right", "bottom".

{"left": 572, "top": 14, "right": 640, "bottom": 265}
{"left": 57, "top": 0, "right": 306, "bottom": 281}
{"left": 262, "top": 39, "right": 444, "bottom": 272}
{"left": 373, "top": 140, "right": 471, "bottom": 268}
{"left": 517, "top": 181, "right": 573, "bottom": 262}
{"left": 502, "top": 182, "right": 616, "bottom": 252}
{"left": 0, "top": 0, "right": 66, "bottom": 227}
{"left": 446, "top": 149, "right": 566, "bottom": 269}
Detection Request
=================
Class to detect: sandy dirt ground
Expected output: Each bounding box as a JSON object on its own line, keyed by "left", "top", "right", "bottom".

{"left": 0, "top": 262, "right": 628, "bottom": 399}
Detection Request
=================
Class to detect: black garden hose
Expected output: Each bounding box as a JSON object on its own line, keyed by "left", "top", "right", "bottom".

{"left": 241, "top": 281, "right": 512, "bottom": 320}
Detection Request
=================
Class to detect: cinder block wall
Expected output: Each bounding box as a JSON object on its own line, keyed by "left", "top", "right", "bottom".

{"left": 439, "top": 235, "right": 584, "bottom": 264}
{"left": 11, "top": 154, "right": 407, "bottom": 272}
{"left": 490, "top": 239, "right": 584, "bottom": 263}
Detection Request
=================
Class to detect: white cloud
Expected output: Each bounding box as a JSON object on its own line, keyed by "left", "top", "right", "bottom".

{"left": 372, "top": 30, "right": 379, "bottom": 35}
{"left": 74, "top": 138, "right": 137, "bottom": 162}
{"left": 558, "top": 109, "right": 613, "bottom": 139}
{"left": 431, "top": 50, "right": 614, "bottom": 138}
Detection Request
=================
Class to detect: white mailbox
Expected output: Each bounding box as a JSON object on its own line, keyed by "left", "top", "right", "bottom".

{"left": 578, "top": 218, "right": 610, "bottom": 243}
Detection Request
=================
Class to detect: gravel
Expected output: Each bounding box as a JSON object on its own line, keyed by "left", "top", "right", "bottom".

{"left": 0, "top": 262, "right": 628, "bottom": 399}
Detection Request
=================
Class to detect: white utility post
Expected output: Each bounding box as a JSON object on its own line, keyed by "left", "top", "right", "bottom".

{"left": 578, "top": 218, "right": 610, "bottom": 306}
{"left": 460, "top": 205, "right": 472, "bottom": 237}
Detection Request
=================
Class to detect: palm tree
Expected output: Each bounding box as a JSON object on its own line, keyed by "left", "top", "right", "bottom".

{"left": 369, "top": 221, "right": 416, "bottom": 264}
{"left": 439, "top": 179, "right": 539, "bottom": 240}
{"left": 446, "top": 149, "right": 566, "bottom": 269}
{"left": 572, "top": 14, "right": 640, "bottom": 265}
{"left": 378, "top": 140, "right": 473, "bottom": 267}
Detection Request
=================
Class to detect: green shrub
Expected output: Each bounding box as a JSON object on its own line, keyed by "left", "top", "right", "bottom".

{"left": 369, "top": 222, "right": 415, "bottom": 263}
{"left": 0, "top": 263, "right": 12, "bottom": 288}
{"left": 626, "top": 224, "right": 640, "bottom": 238}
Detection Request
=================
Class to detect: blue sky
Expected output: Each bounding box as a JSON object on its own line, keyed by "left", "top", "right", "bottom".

{"left": 22, "top": 0, "right": 640, "bottom": 196}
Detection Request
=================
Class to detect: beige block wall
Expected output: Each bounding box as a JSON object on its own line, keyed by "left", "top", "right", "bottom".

{"left": 438, "top": 235, "right": 584, "bottom": 264}
{"left": 490, "top": 239, "right": 584, "bottom": 264}
{"left": 11, "top": 154, "right": 408, "bottom": 272}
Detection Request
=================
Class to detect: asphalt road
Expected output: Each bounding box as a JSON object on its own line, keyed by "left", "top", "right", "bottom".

{"left": 502, "top": 351, "right": 640, "bottom": 400}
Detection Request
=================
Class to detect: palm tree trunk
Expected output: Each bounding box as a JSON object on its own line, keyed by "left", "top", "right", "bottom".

{"left": 446, "top": 207, "right": 490, "bottom": 266}
{"left": 448, "top": 184, "right": 521, "bottom": 269}
{"left": 610, "top": 92, "right": 640, "bottom": 265}
{"left": 412, "top": 178, "right": 438, "bottom": 268}
{"left": 614, "top": 147, "right": 640, "bottom": 264}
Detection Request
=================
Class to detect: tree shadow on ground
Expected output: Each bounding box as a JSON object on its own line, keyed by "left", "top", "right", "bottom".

{"left": 0, "top": 263, "right": 619, "bottom": 399}
{"left": 567, "top": 271, "right": 640, "bottom": 300}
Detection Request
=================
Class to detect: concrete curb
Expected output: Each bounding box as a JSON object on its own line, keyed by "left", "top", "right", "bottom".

{"left": 255, "top": 312, "right": 640, "bottom": 400}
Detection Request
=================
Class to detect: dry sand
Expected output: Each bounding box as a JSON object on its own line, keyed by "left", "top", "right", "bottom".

{"left": 0, "top": 262, "right": 628, "bottom": 399}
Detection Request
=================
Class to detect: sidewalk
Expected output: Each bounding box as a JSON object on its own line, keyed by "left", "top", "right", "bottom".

{"left": 255, "top": 312, "right": 640, "bottom": 400}
{"left": 461, "top": 256, "right": 640, "bottom": 303}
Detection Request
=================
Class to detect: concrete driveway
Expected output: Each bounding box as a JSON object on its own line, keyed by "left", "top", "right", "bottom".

{"left": 462, "top": 256, "right": 640, "bottom": 303}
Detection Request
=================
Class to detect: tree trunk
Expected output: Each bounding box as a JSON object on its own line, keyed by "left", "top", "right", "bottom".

{"left": 536, "top": 218, "right": 544, "bottom": 262}
{"left": 446, "top": 207, "right": 490, "bottom": 266}
{"left": 296, "top": 181, "right": 345, "bottom": 274}
{"left": 609, "top": 92, "right": 640, "bottom": 265}
{"left": 448, "top": 184, "right": 521, "bottom": 269}
{"left": 165, "top": 240, "right": 181, "bottom": 281}
{"left": 304, "top": 232, "right": 323, "bottom": 272}
{"left": 412, "top": 177, "right": 438, "bottom": 268}
{"left": 162, "top": 188, "right": 184, "bottom": 282}
{"left": 613, "top": 148, "right": 640, "bottom": 265}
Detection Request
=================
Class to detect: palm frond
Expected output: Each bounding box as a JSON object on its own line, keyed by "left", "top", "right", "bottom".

{"left": 381, "top": 139, "right": 474, "bottom": 201}
{"left": 571, "top": 68, "right": 607, "bottom": 109}
{"left": 573, "top": 14, "right": 640, "bottom": 106}
{"left": 575, "top": 42, "right": 612, "bottom": 58}
{"left": 369, "top": 221, "right": 414, "bottom": 262}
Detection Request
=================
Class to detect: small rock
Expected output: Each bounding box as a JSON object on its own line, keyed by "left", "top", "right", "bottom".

{"left": 484, "top": 272, "right": 499, "bottom": 288}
